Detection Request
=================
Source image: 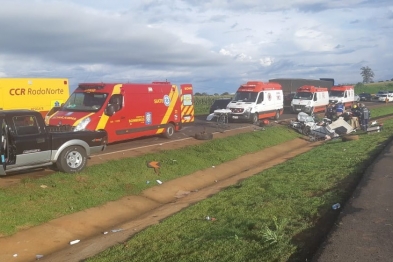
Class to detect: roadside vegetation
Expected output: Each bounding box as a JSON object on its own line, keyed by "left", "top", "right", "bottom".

{"left": 0, "top": 124, "right": 300, "bottom": 236}
{"left": 355, "top": 82, "right": 393, "bottom": 95}
{"left": 194, "top": 95, "right": 232, "bottom": 115}
{"left": 86, "top": 117, "right": 393, "bottom": 262}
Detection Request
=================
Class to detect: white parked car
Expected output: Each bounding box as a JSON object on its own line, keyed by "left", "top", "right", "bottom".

{"left": 354, "top": 94, "right": 360, "bottom": 102}
{"left": 378, "top": 94, "right": 393, "bottom": 102}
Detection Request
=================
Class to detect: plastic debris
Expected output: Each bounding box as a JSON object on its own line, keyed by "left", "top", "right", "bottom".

{"left": 103, "top": 231, "right": 108, "bottom": 235}
{"left": 146, "top": 180, "right": 150, "bottom": 184}
{"left": 36, "top": 254, "right": 44, "bottom": 259}
{"left": 156, "top": 179, "right": 163, "bottom": 184}
{"left": 212, "top": 166, "right": 215, "bottom": 168}
{"left": 205, "top": 216, "right": 211, "bottom": 220}
{"left": 332, "top": 203, "right": 341, "bottom": 210}
{"left": 69, "top": 239, "right": 80, "bottom": 245}
{"left": 13, "top": 254, "right": 17, "bottom": 257}
{"left": 40, "top": 185, "right": 48, "bottom": 189}
{"left": 111, "top": 229, "right": 123, "bottom": 233}
{"left": 147, "top": 161, "right": 161, "bottom": 174}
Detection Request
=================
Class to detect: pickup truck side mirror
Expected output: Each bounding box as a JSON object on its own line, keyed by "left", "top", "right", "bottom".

{"left": 105, "top": 104, "right": 115, "bottom": 116}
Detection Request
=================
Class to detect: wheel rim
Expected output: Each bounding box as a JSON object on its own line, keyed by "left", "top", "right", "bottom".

{"left": 167, "top": 126, "right": 174, "bottom": 136}
{"left": 66, "top": 150, "right": 83, "bottom": 169}
{"left": 253, "top": 115, "right": 258, "bottom": 123}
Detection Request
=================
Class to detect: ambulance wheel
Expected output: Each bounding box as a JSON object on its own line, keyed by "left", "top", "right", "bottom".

{"left": 274, "top": 110, "right": 280, "bottom": 120}
{"left": 163, "top": 124, "right": 175, "bottom": 138}
{"left": 56, "top": 146, "right": 87, "bottom": 173}
{"left": 252, "top": 114, "right": 259, "bottom": 124}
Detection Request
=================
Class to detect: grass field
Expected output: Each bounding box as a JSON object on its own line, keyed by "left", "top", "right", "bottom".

{"left": 86, "top": 113, "right": 393, "bottom": 262}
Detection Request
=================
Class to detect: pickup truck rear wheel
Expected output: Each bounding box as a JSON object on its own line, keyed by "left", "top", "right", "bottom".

{"left": 163, "top": 123, "right": 175, "bottom": 138}
{"left": 57, "top": 146, "right": 87, "bottom": 173}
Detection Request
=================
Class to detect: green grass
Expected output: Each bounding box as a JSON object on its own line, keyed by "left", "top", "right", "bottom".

{"left": 86, "top": 119, "right": 393, "bottom": 262}
{"left": 355, "top": 82, "right": 393, "bottom": 95}
{"left": 0, "top": 125, "right": 300, "bottom": 236}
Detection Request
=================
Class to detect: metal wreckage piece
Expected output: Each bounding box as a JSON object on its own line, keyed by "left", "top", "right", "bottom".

{"left": 290, "top": 112, "right": 383, "bottom": 141}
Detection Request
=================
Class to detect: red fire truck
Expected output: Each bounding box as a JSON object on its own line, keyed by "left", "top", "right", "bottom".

{"left": 48, "top": 82, "right": 194, "bottom": 143}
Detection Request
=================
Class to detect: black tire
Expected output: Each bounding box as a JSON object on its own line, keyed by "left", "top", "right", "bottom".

{"left": 194, "top": 132, "right": 213, "bottom": 140}
{"left": 274, "top": 110, "right": 280, "bottom": 120}
{"left": 56, "top": 146, "right": 87, "bottom": 173}
{"left": 252, "top": 113, "right": 259, "bottom": 124}
{"left": 163, "top": 123, "right": 175, "bottom": 138}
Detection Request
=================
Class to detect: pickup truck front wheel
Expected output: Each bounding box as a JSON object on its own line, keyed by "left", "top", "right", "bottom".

{"left": 57, "top": 146, "right": 87, "bottom": 173}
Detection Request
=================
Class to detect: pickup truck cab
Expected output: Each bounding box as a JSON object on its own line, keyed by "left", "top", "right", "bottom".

{"left": 0, "top": 110, "right": 107, "bottom": 175}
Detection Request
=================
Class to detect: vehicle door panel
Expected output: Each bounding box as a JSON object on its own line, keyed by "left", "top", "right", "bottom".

{"left": 10, "top": 115, "right": 51, "bottom": 167}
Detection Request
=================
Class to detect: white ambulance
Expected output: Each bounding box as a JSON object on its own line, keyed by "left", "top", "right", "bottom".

{"left": 291, "top": 85, "right": 329, "bottom": 114}
{"left": 227, "top": 81, "right": 283, "bottom": 123}
{"left": 329, "top": 85, "right": 355, "bottom": 108}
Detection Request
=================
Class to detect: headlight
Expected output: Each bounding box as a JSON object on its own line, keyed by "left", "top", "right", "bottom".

{"left": 244, "top": 107, "right": 252, "bottom": 113}
{"left": 74, "top": 117, "right": 91, "bottom": 131}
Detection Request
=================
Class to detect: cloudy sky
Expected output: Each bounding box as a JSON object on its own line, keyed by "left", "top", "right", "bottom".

{"left": 0, "top": 0, "right": 392, "bottom": 94}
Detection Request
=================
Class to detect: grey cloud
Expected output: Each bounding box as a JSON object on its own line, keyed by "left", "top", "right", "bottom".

{"left": 0, "top": 2, "right": 225, "bottom": 68}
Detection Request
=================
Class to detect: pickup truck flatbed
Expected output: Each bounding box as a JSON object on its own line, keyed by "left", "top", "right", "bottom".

{"left": 0, "top": 110, "right": 107, "bottom": 175}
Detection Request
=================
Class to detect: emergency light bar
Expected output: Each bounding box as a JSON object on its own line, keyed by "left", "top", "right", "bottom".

{"left": 77, "top": 84, "right": 105, "bottom": 90}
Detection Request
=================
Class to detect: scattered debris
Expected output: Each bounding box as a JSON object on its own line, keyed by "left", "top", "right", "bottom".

{"left": 36, "top": 254, "right": 44, "bottom": 259}
{"left": 111, "top": 229, "right": 124, "bottom": 233}
{"left": 147, "top": 161, "right": 161, "bottom": 174}
{"left": 13, "top": 254, "right": 17, "bottom": 257}
{"left": 146, "top": 180, "right": 150, "bottom": 184}
{"left": 332, "top": 203, "right": 341, "bottom": 210}
{"left": 212, "top": 166, "right": 215, "bottom": 168}
{"left": 40, "top": 185, "right": 48, "bottom": 189}
{"left": 69, "top": 239, "right": 80, "bottom": 245}
{"left": 156, "top": 179, "right": 163, "bottom": 185}
{"left": 103, "top": 231, "right": 108, "bottom": 235}
{"left": 205, "top": 216, "right": 217, "bottom": 221}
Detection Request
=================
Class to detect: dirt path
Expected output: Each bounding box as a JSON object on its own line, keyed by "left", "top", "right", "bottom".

{"left": 0, "top": 136, "right": 322, "bottom": 262}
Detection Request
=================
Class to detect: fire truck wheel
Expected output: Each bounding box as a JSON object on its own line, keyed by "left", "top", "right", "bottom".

{"left": 194, "top": 132, "right": 213, "bottom": 140}
{"left": 56, "top": 146, "right": 87, "bottom": 173}
{"left": 274, "top": 110, "right": 280, "bottom": 120}
{"left": 163, "top": 124, "right": 175, "bottom": 138}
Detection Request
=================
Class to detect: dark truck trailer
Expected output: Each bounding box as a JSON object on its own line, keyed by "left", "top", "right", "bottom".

{"left": 269, "top": 78, "right": 334, "bottom": 94}
{"left": 0, "top": 110, "right": 107, "bottom": 175}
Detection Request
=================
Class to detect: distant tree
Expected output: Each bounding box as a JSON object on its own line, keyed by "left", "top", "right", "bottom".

{"left": 194, "top": 92, "right": 202, "bottom": 96}
{"left": 391, "top": 78, "right": 393, "bottom": 81}
{"left": 201, "top": 92, "right": 208, "bottom": 96}
{"left": 221, "top": 92, "right": 229, "bottom": 96}
{"left": 360, "top": 66, "right": 374, "bottom": 83}
{"left": 214, "top": 93, "right": 219, "bottom": 96}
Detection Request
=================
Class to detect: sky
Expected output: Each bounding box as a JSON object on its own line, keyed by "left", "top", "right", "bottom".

{"left": 0, "top": 0, "right": 392, "bottom": 94}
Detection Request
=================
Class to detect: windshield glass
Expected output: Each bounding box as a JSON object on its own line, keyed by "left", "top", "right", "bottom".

{"left": 233, "top": 91, "right": 258, "bottom": 102}
{"left": 293, "top": 92, "right": 313, "bottom": 100}
{"left": 329, "top": 91, "right": 344, "bottom": 97}
{"left": 63, "top": 92, "right": 108, "bottom": 112}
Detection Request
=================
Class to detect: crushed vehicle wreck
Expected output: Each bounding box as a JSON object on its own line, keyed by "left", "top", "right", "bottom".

{"left": 290, "top": 112, "right": 355, "bottom": 140}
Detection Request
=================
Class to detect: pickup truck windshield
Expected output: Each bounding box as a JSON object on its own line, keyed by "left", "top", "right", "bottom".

{"left": 233, "top": 92, "right": 258, "bottom": 102}
{"left": 63, "top": 92, "right": 108, "bottom": 112}
{"left": 293, "top": 92, "right": 313, "bottom": 100}
{"left": 329, "top": 91, "right": 344, "bottom": 97}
